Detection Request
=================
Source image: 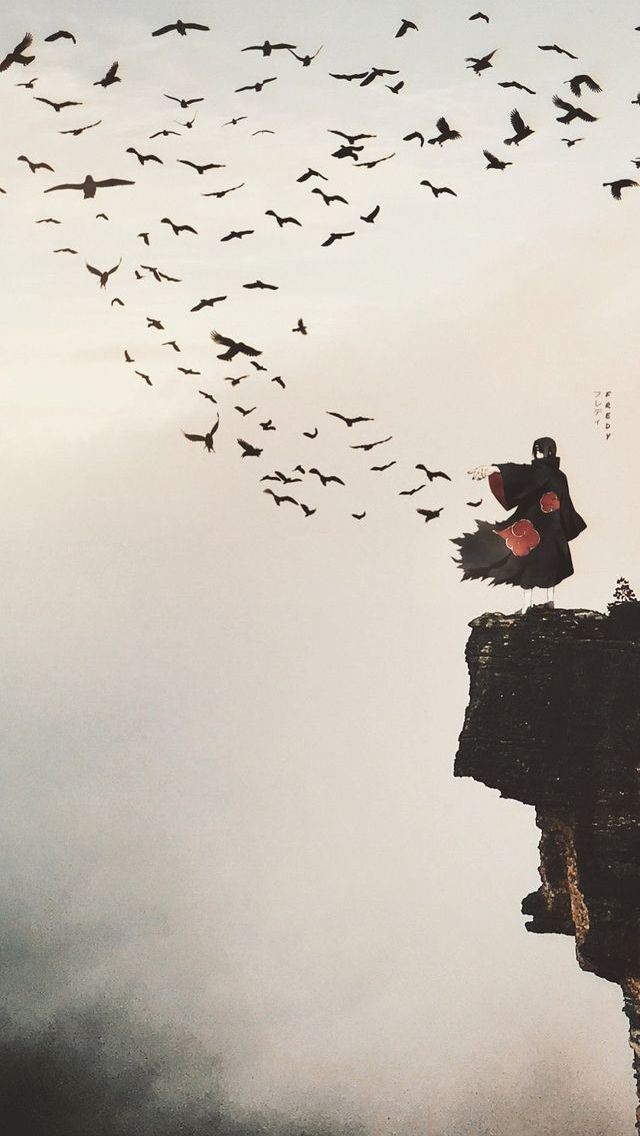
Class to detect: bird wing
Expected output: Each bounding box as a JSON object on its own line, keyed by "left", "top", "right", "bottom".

{"left": 95, "top": 178, "right": 135, "bottom": 187}
{"left": 211, "top": 330, "right": 234, "bottom": 348}
{"left": 510, "top": 108, "right": 525, "bottom": 132}
{"left": 107, "top": 259, "right": 122, "bottom": 276}
{"left": 182, "top": 431, "right": 205, "bottom": 442}
{"left": 185, "top": 23, "right": 210, "bottom": 31}
{"left": 435, "top": 117, "right": 449, "bottom": 132}
{"left": 35, "top": 97, "right": 54, "bottom": 106}
{"left": 105, "top": 61, "right": 119, "bottom": 79}
{"left": 44, "top": 182, "right": 79, "bottom": 192}
{"left": 552, "top": 94, "right": 573, "bottom": 112}
{"left": 85, "top": 262, "right": 102, "bottom": 276}
{"left": 152, "top": 24, "right": 176, "bottom": 36}
{"left": 582, "top": 75, "right": 602, "bottom": 93}
{"left": 15, "top": 31, "right": 34, "bottom": 53}
{"left": 575, "top": 106, "right": 597, "bottom": 121}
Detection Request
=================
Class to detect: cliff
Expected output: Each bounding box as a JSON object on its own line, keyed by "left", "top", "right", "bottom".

{"left": 455, "top": 603, "right": 640, "bottom": 1131}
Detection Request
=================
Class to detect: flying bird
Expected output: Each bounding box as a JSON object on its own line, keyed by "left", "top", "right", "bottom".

{"left": 18, "top": 155, "right": 53, "bottom": 173}
{"left": 124, "top": 349, "right": 134, "bottom": 362}
{"left": 396, "top": 18, "right": 418, "bottom": 37}
{"left": 34, "top": 96, "right": 82, "bottom": 111}
{"left": 260, "top": 420, "right": 276, "bottom": 431}
{"left": 467, "top": 499, "right": 483, "bottom": 506}
{"left": 403, "top": 131, "right": 424, "bottom": 146}
{"left": 177, "top": 159, "right": 225, "bottom": 174}
{"left": 352, "top": 512, "right": 367, "bottom": 520}
{"left": 312, "top": 188, "right": 348, "bottom": 205}
{"left": 399, "top": 485, "right": 426, "bottom": 496}
{"left": 59, "top": 119, "right": 102, "bottom": 136}
{"left": 271, "top": 376, "right": 286, "bottom": 388}
{"left": 387, "top": 81, "right": 404, "bottom": 93}
{"left": 483, "top": 149, "right": 512, "bottom": 170}
{"left": 191, "top": 296, "right": 227, "bottom": 310}
{"left": 162, "top": 340, "right": 181, "bottom": 351}
{"left": 135, "top": 371, "right": 152, "bottom": 385}
{"left": 287, "top": 46, "right": 323, "bottom": 66}
{"left": 498, "top": 80, "right": 536, "bottom": 94}
{"left": 466, "top": 50, "right": 497, "bottom": 74}
{"left": 235, "top": 405, "right": 256, "bottom": 416}
{"left": 146, "top": 316, "right": 164, "bottom": 329}
{"left": 415, "top": 465, "right": 451, "bottom": 481}
{"left": 199, "top": 390, "right": 217, "bottom": 403}
{"left": 321, "top": 231, "right": 355, "bottom": 246}
{"left": 300, "top": 504, "right": 316, "bottom": 517}
{"left": 428, "top": 117, "right": 461, "bottom": 144}
{"left": 44, "top": 174, "right": 134, "bottom": 197}
{"left": 243, "top": 280, "right": 278, "bottom": 290}
{"left": 303, "top": 427, "right": 318, "bottom": 438}
{"left": 371, "top": 461, "right": 396, "bottom": 471}
{"left": 183, "top": 416, "right": 220, "bottom": 452}
{"left": 211, "top": 330, "right": 262, "bottom": 360}
{"left": 296, "top": 167, "right": 328, "bottom": 182}
{"left": 16, "top": 76, "right": 38, "bottom": 87}
{"left": 85, "top": 259, "right": 122, "bottom": 287}
{"left": 222, "top": 116, "right": 247, "bottom": 126}
{"left": 161, "top": 216, "right": 197, "bottom": 235}
{"left": 220, "top": 229, "right": 254, "bottom": 241}
{"left": 469, "top": 11, "right": 489, "bottom": 21}
{"left": 53, "top": 247, "right": 77, "bottom": 254}
{"left": 417, "top": 507, "right": 443, "bottom": 522}
{"left": 235, "top": 78, "right": 277, "bottom": 93}
{"left": 329, "top": 72, "right": 369, "bottom": 82}
{"left": 504, "top": 108, "right": 534, "bottom": 145}
{"left": 309, "top": 468, "right": 345, "bottom": 486}
{"left": 111, "top": 297, "right": 124, "bottom": 306}
{"left": 0, "top": 32, "right": 35, "bottom": 72}
{"left": 292, "top": 318, "right": 307, "bottom": 334}
{"left": 177, "top": 367, "right": 200, "bottom": 375}
{"left": 127, "top": 147, "right": 163, "bottom": 164}
{"left": 328, "top": 130, "right": 376, "bottom": 143}
{"left": 35, "top": 217, "right": 60, "bottom": 223}
{"left": 350, "top": 436, "right": 392, "bottom": 451}
{"left": 565, "top": 74, "right": 602, "bottom": 97}
{"left": 237, "top": 438, "right": 263, "bottom": 457}
{"left": 360, "top": 204, "right": 380, "bottom": 222}
{"left": 94, "top": 61, "right": 120, "bottom": 87}
{"left": 150, "top": 128, "right": 181, "bottom": 138}
{"left": 164, "top": 93, "right": 204, "bottom": 107}
{"left": 420, "top": 179, "right": 457, "bottom": 197}
{"left": 327, "top": 412, "right": 374, "bottom": 427}
{"left": 360, "top": 67, "right": 399, "bottom": 87}
{"left": 201, "top": 183, "right": 245, "bottom": 197}
{"left": 44, "top": 30, "right": 77, "bottom": 43}
{"left": 264, "top": 489, "right": 299, "bottom": 507}
{"left": 265, "top": 209, "right": 301, "bottom": 227}
{"left": 561, "top": 137, "right": 583, "bottom": 146}
{"left": 331, "top": 144, "right": 363, "bottom": 160}
{"left": 603, "top": 179, "right": 638, "bottom": 200}
{"left": 538, "top": 44, "right": 577, "bottom": 59}
{"left": 356, "top": 153, "right": 396, "bottom": 169}
{"left": 551, "top": 94, "right": 597, "bottom": 124}
{"left": 242, "top": 40, "right": 295, "bottom": 55}
{"left": 152, "top": 20, "right": 210, "bottom": 36}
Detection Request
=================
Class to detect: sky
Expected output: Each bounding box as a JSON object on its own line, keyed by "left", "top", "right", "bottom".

{"left": 2, "top": 2, "right": 639, "bottom": 1133}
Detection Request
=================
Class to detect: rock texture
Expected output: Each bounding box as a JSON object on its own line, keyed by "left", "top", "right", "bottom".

{"left": 455, "top": 603, "right": 640, "bottom": 1130}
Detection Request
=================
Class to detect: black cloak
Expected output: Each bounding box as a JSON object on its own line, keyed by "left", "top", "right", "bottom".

{"left": 451, "top": 449, "right": 587, "bottom": 589}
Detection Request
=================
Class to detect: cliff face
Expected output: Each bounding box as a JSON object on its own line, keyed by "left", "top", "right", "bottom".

{"left": 455, "top": 605, "right": 640, "bottom": 1130}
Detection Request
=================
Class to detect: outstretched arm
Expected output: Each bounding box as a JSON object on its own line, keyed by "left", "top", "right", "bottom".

{"left": 467, "top": 464, "right": 500, "bottom": 480}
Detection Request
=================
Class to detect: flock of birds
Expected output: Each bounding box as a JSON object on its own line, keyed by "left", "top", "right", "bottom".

{"left": 1, "top": 13, "right": 630, "bottom": 523}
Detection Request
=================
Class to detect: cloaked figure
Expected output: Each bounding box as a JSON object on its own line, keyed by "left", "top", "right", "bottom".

{"left": 451, "top": 437, "right": 586, "bottom": 613}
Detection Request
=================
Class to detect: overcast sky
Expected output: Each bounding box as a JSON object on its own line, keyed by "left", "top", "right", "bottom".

{"left": 2, "top": 2, "right": 639, "bottom": 1133}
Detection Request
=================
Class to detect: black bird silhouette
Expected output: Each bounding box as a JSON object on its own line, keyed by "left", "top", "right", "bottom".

{"left": 177, "top": 159, "right": 225, "bottom": 174}
{"left": 150, "top": 128, "right": 181, "bottom": 138}
{"left": 303, "top": 427, "right": 318, "bottom": 438}
{"left": 327, "top": 412, "right": 373, "bottom": 426}
{"left": 396, "top": 18, "right": 418, "bottom": 37}
{"left": 162, "top": 340, "right": 181, "bottom": 352}
{"left": 498, "top": 80, "right": 536, "bottom": 94}
{"left": 603, "top": 179, "right": 638, "bottom": 200}
{"left": 420, "top": 179, "right": 457, "bottom": 197}
{"left": 251, "top": 361, "right": 267, "bottom": 371}
{"left": 127, "top": 147, "right": 163, "bottom": 165}
{"left": 237, "top": 438, "right": 263, "bottom": 457}
{"left": 35, "top": 217, "right": 60, "bottom": 223}
{"left": 300, "top": 504, "right": 316, "bottom": 517}
{"left": 403, "top": 130, "right": 424, "bottom": 146}
{"left": 296, "top": 167, "right": 328, "bottom": 182}
{"left": 94, "top": 61, "right": 120, "bottom": 87}
{"left": 138, "top": 232, "right": 150, "bottom": 245}
{"left": 312, "top": 188, "right": 348, "bottom": 205}
{"left": 273, "top": 472, "right": 303, "bottom": 485}
{"left": 483, "top": 149, "right": 512, "bottom": 170}
{"left": 294, "top": 466, "right": 305, "bottom": 475}
{"left": 356, "top": 153, "right": 396, "bottom": 169}
{"left": 111, "top": 297, "right": 124, "bottom": 305}
{"left": 466, "top": 49, "right": 497, "bottom": 74}
{"left": 235, "top": 405, "right": 256, "bottom": 416}
{"left": 175, "top": 114, "right": 197, "bottom": 128}
{"left": 16, "top": 76, "right": 38, "bottom": 87}
{"left": 415, "top": 465, "right": 451, "bottom": 481}
{"left": 331, "top": 144, "right": 363, "bottom": 160}
{"left": 152, "top": 20, "right": 210, "bottom": 36}
{"left": 222, "top": 116, "right": 247, "bottom": 126}
{"left": 538, "top": 44, "right": 577, "bottom": 59}
{"left": 504, "top": 108, "right": 534, "bottom": 145}
{"left": 265, "top": 209, "right": 301, "bottom": 227}
{"left": 124, "top": 349, "right": 134, "bottom": 362}
{"left": 191, "top": 296, "right": 227, "bottom": 310}
{"left": 260, "top": 420, "right": 276, "bottom": 431}
{"left": 164, "top": 94, "right": 204, "bottom": 107}
{"left": 428, "top": 117, "right": 461, "bottom": 144}
{"left": 293, "top": 318, "right": 307, "bottom": 334}
{"left": 177, "top": 367, "right": 200, "bottom": 374}
{"left": 352, "top": 511, "right": 367, "bottom": 519}
{"left": 417, "top": 507, "right": 443, "bottom": 522}
{"left": 469, "top": 11, "right": 489, "bottom": 21}
{"left": 309, "top": 468, "right": 345, "bottom": 486}
{"left": 34, "top": 97, "right": 82, "bottom": 111}
{"left": 53, "top": 247, "right": 77, "bottom": 254}
{"left": 199, "top": 390, "right": 217, "bottom": 402}
{"left": 288, "top": 46, "right": 323, "bottom": 66}
{"left": 183, "top": 416, "right": 220, "bottom": 452}
{"left": 220, "top": 229, "right": 254, "bottom": 241}
{"left": 351, "top": 436, "right": 392, "bottom": 451}
{"left": 140, "top": 263, "right": 180, "bottom": 282}
{"left": 387, "top": 81, "right": 404, "bottom": 93}
{"left": 161, "top": 216, "right": 197, "bottom": 235}
{"left": 360, "top": 204, "right": 380, "bottom": 222}
{"left": 552, "top": 94, "right": 597, "bottom": 124}
{"left": 95, "top": 212, "right": 109, "bottom": 220}
{"left": 632, "top": 94, "right": 640, "bottom": 106}
{"left": 0, "top": 32, "right": 35, "bottom": 71}
{"left": 271, "top": 376, "right": 286, "bottom": 388}
{"left": 146, "top": 316, "right": 164, "bottom": 329}
{"left": 59, "top": 119, "right": 102, "bottom": 136}
{"left": 264, "top": 489, "right": 299, "bottom": 506}
{"left": 562, "top": 137, "right": 583, "bottom": 146}
{"left": 45, "top": 174, "right": 134, "bottom": 197}
{"left": 235, "top": 78, "right": 277, "bottom": 93}
{"left": 45, "top": 29, "right": 77, "bottom": 43}
{"left": 360, "top": 67, "right": 399, "bottom": 87}
{"left": 224, "top": 375, "right": 248, "bottom": 385}
{"left": 243, "top": 280, "right": 278, "bottom": 290}
{"left": 135, "top": 371, "right": 152, "bottom": 385}
{"left": 371, "top": 461, "right": 396, "bottom": 471}
{"left": 85, "top": 259, "right": 121, "bottom": 287}
{"left": 321, "top": 231, "right": 355, "bottom": 247}
{"left": 211, "top": 330, "right": 261, "bottom": 360}
{"left": 330, "top": 71, "right": 369, "bottom": 82}
{"left": 201, "top": 183, "right": 245, "bottom": 197}
{"left": 18, "top": 155, "right": 53, "bottom": 173}
{"left": 328, "top": 130, "right": 377, "bottom": 144}
{"left": 565, "top": 74, "right": 602, "bottom": 97}
{"left": 242, "top": 40, "right": 295, "bottom": 55}
{"left": 467, "top": 499, "right": 483, "bottom": 506}
{"left": 399, "top": 484, "right": 426, "bottom": 496}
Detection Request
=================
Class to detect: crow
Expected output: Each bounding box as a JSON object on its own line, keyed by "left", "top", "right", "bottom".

{"left": 235, "top": 405, "right": 256, "bottom": 416}
{"left": 300, "top": 504, "right": 316, "bottom": 517}
{"left": 396, "top": 18, "right": 418, "bottom": 36}
{"left": 201, "top": 183, "right": 245, "bottom": 197}
{"left": 135, "top": 371, "right": 152, "bottom": 385}
{"left": 53, "top": 247, "right": 77, "bottom": 254}
{"left": 360, "top": 204, "right": 380, "bottom": 222}
{"left": 603, "top": 179, "right": 638, "bottom": 199}
{"left": 152, "top": 20, "right": 210, "bottom": 36}
{"left": 94, "top": 61, "right": 120, "bottom": 87}
{"left": 175, "top": 114, "right": 197, "bottom": 128}
{"left": 303, "top": 427, "right": 318, "bottom": 438}
{"left": 327, "top": 412, "right": 374, "bottom": 427}
{"left": 183, "top": 416, "right": 220, "bottom": 451}
{"left": 387, "top": 81, "right": 404, "bottom": 93}
{"left": 191, "top": 296, "right": 227, "bottom": 311}
{"left": 35, "top": 217, "right": 60, "bottom": 223}
{"left": 420, "top": 179, "right": 457, "bottom": 197}
{"left": 504, "top": 108, "right": 534, "bottom": 145}
{"left": 124, "top": 349, "right": 134, "bottom": 362}
{"left": 146, "top": 316, "right": 164, "bottom": 329}
{"left": 466, "top": 49, "right": 497, "bottom": 75}
{"left": 351, "top": 436, "right": 392, "bottom": 451}
{"left": 296, "top": 167, "right": 328, "bottom": 182}
{"left": 265, "top": 209, "right": 301, "bottom": 227}
{"left": 399, "top": 484, "right": 426, "bottom": 496}
{"left": 59, "top": 119, "right": 102, "bottom": 135}
{"left": 293, "top": 318, "right": 307, "bottom": 334}
{"left": 251, "top": 361, "right": 267, "bottom": 371}
{"left": 111, "top": 297, "right": 124, "bottom": 306}
{"left": 415, "top": 465, "right": 451, "bottom": 481}
{"left": 162, "top": 340, "right": 181, "bottom": 352}
{"left": 287, "top": 46, "right": 323, "bottom": 66}
{"left": 45, "top": 29, "right": 77, "bottom": 43}
{"left": 331, "top": 144, "right": 363, "bottom": 160}
{"left": 34, "top": 96, "right": 83, "bottom": 111}
{"left": 498, "top": 80, "right": 536, "bottom": 94}
{"left": 220, "top": 229, "right": 253, "bottom": 241}
{"left": 242, "top": 40, "right": 295, "bottom": 55}
{"left": 403, "top": 130, "right": 424, "bottom": 146}
{"left": 417, "top": 507, "right": 443, "bottom": 522}
{"left": 264, "top": 489, "right": 299, "bottom": 506}
{"left": 222, "top": 116, "right": 247, "bottom": 126}
{"left": 371, "top": 461, "right": 396, "bottom": 471}
{"left": 469, "top": 11, "right": 489, "bottom": 22}
{"left": 95, "top": 212, "right": 108, "bottom": 220}
{"left": 321, "top": 231, "right": 355, "bottom": 246}
{"left": 561, "top": 137, "right": 583, "bottom": 146}
{"left": 86, "top": 259, "right": 121, "bottom": 287}
{"left": 360, "top": 67, "right": 399, "bottom": 87}
{"left": 18, "top": 155, "right": 54, "bottom": 173}
{"left": 150, "top": 128, "right": 181, "bottom": 138}
{"left": 271, "top": 376, "right": 286, "bottom": 388}
{"left": 0, "top": 32, "right": 35, "bottom": 71}
{"left": 428, "top": 117, "right": 461, "bottom": 144}
{"left": 235, "top": 78, "right": 277, "bottom": 93}
{"left": 483, "top": 149, "right": 512, "bottom": 170}
{"left": 211, "top": 330, "right": 262, "bottom": 360}
{"left": 467, "top": 499, "right": 483, "bottom": 506}
{"left": 164, "top": 94, "right": 204, "bottom": 107}
{"left": 260, "top": 420, "right": 276, "bottom": 431}
{"left": 177, "top": 159, "right": 225, "bottom": 174}
{"left": 199, "top": 391, "right": 217, "bottom": 403}
{"left": 356, "top": 152, "right": 396, "bottom": 168}
{"left": 551, "top": 94, "right": 597, "bottom": 124}
{"left": 243, "top": 280, "right": 278, "bottom": 290}
{"left": 178, "top": 367, "right": 200, "bottom": 375}
{"left": 45, "top": 174, "right": 134, "bottom": 197}
{"left": 224, "top": 375, "right": 248, "bottom": 385}
{"left": 352, "top": 511, "right": 366, "bottom": 519}
{"left": 127, "top": 147, "right": 163, "bottom": 164}
{"left": 16, "top": 76, "right": 38, "bottom": 87}
{"left": 161, "top": 216, "right": 197, "bottom": 235}
{"left": 538, "top": 44, "right": 577, "bottom": 59}
{"left": 328, "top": 130, "right": 377, "bottom": 144}
{"left": 565, "top": 73, "right": 602, "bottom": 97}
{"left": 312, "top": 188, "right": 348, "bottom": 205}
{"left": 138, "top": 232, "right": 150, "bottom": 245}
{"left": 309, "top": 468, "right": 345, "bottom": 486}
{"left": 330, "top": 71, "right": 369, "bottom": 82}
{"left": 237, "top": 438, "right": 263, "bottom": 457}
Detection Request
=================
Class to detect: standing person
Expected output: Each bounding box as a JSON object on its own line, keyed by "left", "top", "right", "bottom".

{"left": 451, "top": 437, "right": 587, "bottom": 613}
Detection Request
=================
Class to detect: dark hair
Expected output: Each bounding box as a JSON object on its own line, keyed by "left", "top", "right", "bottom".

{"left": 532, "top": 437, "right": 557, "bottom": 461}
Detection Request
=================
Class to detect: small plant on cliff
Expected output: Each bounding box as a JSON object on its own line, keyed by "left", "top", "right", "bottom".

{"left": 612, "top": 577, "right": 638, "bottom": 604}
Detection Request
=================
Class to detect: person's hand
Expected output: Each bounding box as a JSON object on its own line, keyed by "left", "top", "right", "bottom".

{"left": 467, "top": 464, "right": 499, "bottom": 480}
